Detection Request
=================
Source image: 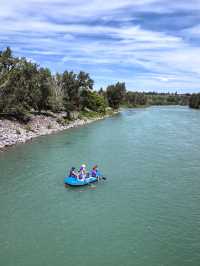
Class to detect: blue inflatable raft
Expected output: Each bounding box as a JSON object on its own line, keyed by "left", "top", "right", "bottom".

{"left": 64, "top": 176, "right": 98, "bottom": 186}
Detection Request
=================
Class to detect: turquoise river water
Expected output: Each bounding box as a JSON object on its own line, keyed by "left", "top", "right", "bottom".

{"left": 0, "top": 106, "right": 200, "bottom": 266}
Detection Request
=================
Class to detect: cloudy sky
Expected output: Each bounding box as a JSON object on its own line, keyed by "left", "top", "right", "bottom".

{"left": 1, "top": 0, "right": 200, "bottom": 92}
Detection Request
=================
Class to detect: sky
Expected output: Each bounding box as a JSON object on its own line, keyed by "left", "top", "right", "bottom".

{"left": 0, "top": 0, "right": 200, "bottom": 92}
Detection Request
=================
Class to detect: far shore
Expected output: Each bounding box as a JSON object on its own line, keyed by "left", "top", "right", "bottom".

{"left": 0, "top": 111, "right": 118, "bottom": 151}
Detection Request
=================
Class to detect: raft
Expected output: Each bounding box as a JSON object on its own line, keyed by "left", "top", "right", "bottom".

{"left": 64, "top": 176, "right": 98, "bottom": 186}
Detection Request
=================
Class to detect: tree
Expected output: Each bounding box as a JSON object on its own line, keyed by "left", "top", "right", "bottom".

{"left": 0, "top": 47, "right": 17, "bottom": 97}
{"left": 0, "top": 58, "right": 41, "bottom": 119}
{"left": 106, "top": 82, "right": 126, "bottom": 109}
{"left": 81, "top": 91, "right": 106, "bottom": 113}
{"left": 62, "top": 71, "right": 79, "bottom": 112}
{"left": 189, "top": 94, "right": 200, "bottom": 109}
{"left": 48, "top": 73, "right": 64, "bottom": 112}
{"left": 37, "top": 67, "right": 52, "bottom": 111}
{"left": 78, "top": 71, "right": 94, "bottom": 110}
{"left": 62, "top": 70, "right": 94, "bottom": 113}
{"left": 77, "top": 71, "right": 94, "bottom": 91}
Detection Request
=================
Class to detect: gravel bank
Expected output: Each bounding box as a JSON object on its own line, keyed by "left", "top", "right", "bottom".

{"left": 0, "top": 113, "right": 109, "bottom": 150}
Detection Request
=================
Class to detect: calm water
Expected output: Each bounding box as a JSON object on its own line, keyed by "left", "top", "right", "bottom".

{"left": 0, "top": 106, "right": 200, "bottom": 266}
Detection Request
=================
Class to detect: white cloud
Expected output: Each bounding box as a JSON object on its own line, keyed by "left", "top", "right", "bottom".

{"left": 0, "top": 0, "right": 200, "bottom": 91}
{"left": 182, "top": 24, "right": 200, "bottom": 38}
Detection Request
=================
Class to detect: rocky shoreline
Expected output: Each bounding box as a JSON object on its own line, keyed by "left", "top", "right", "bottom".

{"left": 0, "top": 112, "right": 113, "bottom": 151}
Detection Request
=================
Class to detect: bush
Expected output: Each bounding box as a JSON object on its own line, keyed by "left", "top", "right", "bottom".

{"left": 81, "top": 91, "right": 107, "bottom": 114}
{"left": 79, "top": 110, "right": 99, "bottom": 119}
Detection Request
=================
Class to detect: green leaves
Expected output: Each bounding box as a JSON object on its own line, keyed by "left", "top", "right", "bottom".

{"left": 106, "top": 82, "right": 126, "bottom": 109}
{"left": 0, "top": 48, "right": 51, "bottom": 117}
{"left": 81, "top": 91, "right": 106, "bottom": 113}
{"left": 125, "top": 91, "right": 147, "bottom": 107}
{"left": 0, "top": 47, "right": 117, "bottom": 121}
{"left": 62, "top": 70, "right": 94, "bottom": 113}
{"left": 189, "top": 94, "right": 200, "bottom": 109}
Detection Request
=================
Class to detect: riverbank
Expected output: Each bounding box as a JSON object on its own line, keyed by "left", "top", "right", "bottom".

{"left": 0, "top": 110, "right": 117, "bottom": 150}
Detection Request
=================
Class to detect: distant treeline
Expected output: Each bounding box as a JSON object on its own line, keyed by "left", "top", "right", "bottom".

{"left": 0, "top": 47, "right": 199, "bottom": 121}
{"left": 124, "top": 91, "right": 190, "bottom": 107}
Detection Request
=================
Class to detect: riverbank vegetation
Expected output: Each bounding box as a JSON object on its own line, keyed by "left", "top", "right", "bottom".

{"left": 0, "top": 47, "right": 198, "bottom": 124}
{"left": 0, "top": 47, "right": 110, "bottom": 122}
{"left": 189, "top": 94, "right": 200, "bottom": 109}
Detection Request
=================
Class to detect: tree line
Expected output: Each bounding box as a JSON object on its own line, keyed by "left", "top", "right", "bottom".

{"left": 0, "top": 47, "right": 198, "bottom": 122}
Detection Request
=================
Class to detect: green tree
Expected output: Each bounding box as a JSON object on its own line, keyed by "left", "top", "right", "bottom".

{"left": 62, "top": 70, "right": 94, "bottom": 113}
{"left": 189, "top": 94, "right": 200, "bottom": 109}
{"left": 0, "top": 58, "right": 41, "bottom": 119}
{"left": 81, "top": 91, "right": 106, "bottom": 113}
{"left": 106, "top": 82, "right": 126, "bottom": 109}
{"left": 37, "top": 67, "right": 53, "bottom": 111}
{"left": 62, "top": 71, "right": 79, "bottom": 112}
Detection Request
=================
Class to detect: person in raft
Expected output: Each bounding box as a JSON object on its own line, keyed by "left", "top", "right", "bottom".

{"left": 79, "top": 164, "right": 87, "bottom": 180}
{"left": 91, "top": 165, "right": 98, "bottom": 177}
{"left": 91, "top": 165, "right": 100, "bottom": 180}
{"left": 69, "top": 167, "right": 78, "bottom": 178}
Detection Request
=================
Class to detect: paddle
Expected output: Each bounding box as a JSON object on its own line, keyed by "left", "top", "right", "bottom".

{"left": 97, "top": 171, "right": 107, "bottom": 180}
{"left": 86, "top": 170, "right": 107, "bottom": 181}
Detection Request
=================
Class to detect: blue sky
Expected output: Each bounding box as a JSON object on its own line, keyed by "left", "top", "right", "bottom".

{"left": 1, "top": 0, "right": 200, "bottom": 92}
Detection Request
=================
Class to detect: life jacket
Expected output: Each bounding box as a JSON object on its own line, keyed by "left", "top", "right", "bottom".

{"left": 70, "top": 170, "right": 76, "bottom": 177}
{"left": 91, "top": 169, "right": 97, "bottom": 177}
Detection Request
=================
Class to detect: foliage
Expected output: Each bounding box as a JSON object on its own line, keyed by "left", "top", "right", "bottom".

{"left": 189, "top": 94, "right": 200, "bottom": 109}
{"left": 144, "top": 92, "right": 190, "bottom": 106}
{"left": 106, "top": 82, "right": 126, "bottom": 109}
{"left": 0, "top": 47, "right": 196, "bottom": 124}
{"left": 79, "top": 110, "right": 100, "bottom": 119}
{"left": 0, "top": 47, "right": 50, "bottom": 119}
{"left": 62, "top": 70, "right": 94, "bottom": 114}
{"left": 0, "top": 47, "right": 105, "bottom": 120}
{"left": 125, "top": 91, "right": 148, "bottom": 107}
{"left": 81, "top": 91, "right": 106, "bottom": 113}
{"left": 37, "top": 67, "right": 53, "bottom": 111}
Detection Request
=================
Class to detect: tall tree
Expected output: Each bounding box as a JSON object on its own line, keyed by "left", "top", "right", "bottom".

{"left": 37, "top": 67, "right": 52, "bottom": 111}
{"left": 106, "top": 82, "right": 126, "bottom": 109}
{"left": 62, "top": 71, "right": 79, "bottom": 112}
{"left": 0, "top": 58, "right": 41, "bottom": 117}
{"left": 189, "top": 94, "right": 200, "bottom": 109}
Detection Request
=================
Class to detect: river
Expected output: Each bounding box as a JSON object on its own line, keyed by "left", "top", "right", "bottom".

{"left": 0, "top": 106, "right": 200, "bottom": 266}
